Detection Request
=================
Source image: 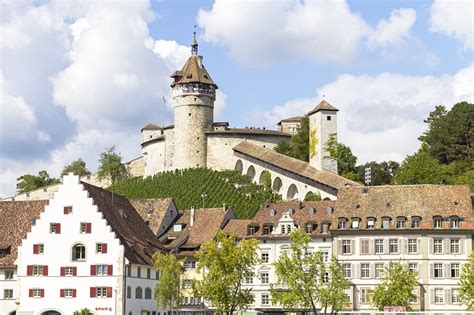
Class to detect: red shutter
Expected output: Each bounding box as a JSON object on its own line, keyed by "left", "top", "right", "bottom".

{"left": 29, "top": 289, "right": 33, "bottom": 297}
{"left": 90, "top": 265, "right": 96, "bottom": 276}
{"left": 43, "top": 265, "right": 48, "bottom": 276}
{"left": 86, "top": 223, "right": 91, "bottom": 233}
{"left": 107, "top": 265, "right": 113, "bottom": 276}
{"left": 55, "top": 223, "right": 61, "bottom": 234}
{"left": 102, "top": 243, "right": 107, "bottom": 253}
{"left": 33, "top": 244, "right": 38, "bottom": 254}
{"left": 63, "top": 207, "right": 68, "bottom": 214}
{"left": 73, "top": 289, "right": 77, "bottom": 297}
{"left": 27, "top": 265, "right": 33, "bottom": 276}
{"left": 60, "top": 267, "right": 65, "bottom": 276}
{"left": 60, "top": 289, "right": 65, "bottom": 297}
{"left": 40, "top": 289, "right": 45, "bottom": 297}
{"left": 73, "top": 267, "right": 77, "bottom": 276}
{"left": 90, "top": 287, "right": 96, "bottom": 298}
{"left": 106, "top": 287, "right": 112, "bottom": 298}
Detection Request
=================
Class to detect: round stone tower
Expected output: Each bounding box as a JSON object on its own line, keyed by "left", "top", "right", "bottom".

{"left": 170, "top": 35, "right": 218, "bottom": 169}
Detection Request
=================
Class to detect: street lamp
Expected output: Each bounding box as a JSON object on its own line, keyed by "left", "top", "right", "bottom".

{"left": 201, "top": 193, "right": 207, "bottom": 208}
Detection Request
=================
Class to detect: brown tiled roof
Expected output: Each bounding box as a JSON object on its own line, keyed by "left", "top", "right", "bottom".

{"left": 334, "top": 185, "right": 474, "bottom": 230}
{"left": 223, "top": 219, "right": 253, "bottom": 236}
{"left": 233, "top": 142, "right": 359, "bottom": 189}
{"left": 130, "top": 198, "right": 174, "bottom": 236}
{"left": 82, "top": 183, "right": 166, "bottom": 264}
{"left": 0, "top": 200, "right": 48, "bottom": 268}
{"left": 207, "top": 128, "right": 291, "bottom": 137}
{"left": 212, "top": 122, "right": 229, "bottom": 127}
{"left": 170, "top": 55, "right": 217, "bottom": 87}
{"left": 308, "top": 100, "right": 339, "bottom": 115}
{"left": 277, "top": 116, "right": 303, "bottom": 125}
{"left": 141, "top": 123, "right": 161, "bottom": 132}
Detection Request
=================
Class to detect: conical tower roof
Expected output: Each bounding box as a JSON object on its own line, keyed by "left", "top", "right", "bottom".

{"left": 170, "top": 54, "right": 217, "bottom": 88}
{"left": 308, "top": 100, "right": 339, "bottom": 115}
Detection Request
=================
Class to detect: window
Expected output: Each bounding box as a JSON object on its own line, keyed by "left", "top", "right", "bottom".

{"left": 409, "top": 263, "right": 418, "bottom": 275}
{"left": 433, "top": 238, "right": 443, "bottom": 254}
{"left": 450, "top": 217, "right": 460, "bottom": 229}
{"left": 64, "top": 267, "right": 75, "bottom": 276}
{"left": 450, "top": 239, "right": 460, "bottom": 254}
{"left": 360, "top": 288, "right": 371, "bottom": 303}
{"left": 338, "top": 219, "right": 347, "bottom": 229}
{"left": 322, "top": 272, "right": 329, "bottom": 282}
{"left": 96, "top": 265, "right": 108, "bottom": 276}
{"left": 451, "top": 263, "right": 460, "bottom": 278}
{"left": 452, "top": 288, "right": 460, "bottom": 303}
{"left": 261, "top": 272, "right": 269, "bottom": 284}
{"left": 409, "top": 289, "right": 418, "bottom": 303}
{"left": 322, "top": 223, "right": 329, "bottom": 234}
{"left": 342, "top": 263, "right": 351, "bottom": 278}
{"left": 137, "top": 267, "right": 141, "bottom": 278}
{"left": 80, "top": 222, "right": 91, "bottom": 234}
{"left": 412, "top": 217, "right": 420, "bottom": 228}
{"left": 63, "top": 289, "right": 74, "bottom": 298}
{"left": 127, "top": 266, "right": 132, "bottom": 277}
{"left": 135, "top": 287, "right": 143, "bottom": 299}
{"left": 72, "top": 244, "right": 86, "bottom": 261}
{"left": 287, "top": 224, "right": 292, "bottom": 233}
{"left": 367, "top": 218, "right": 375, "bottom": 229}
{"left": 183, "top": 280, "right": 192, "bottom": 288}
{"left": 248, "top": 226, "right": 255, "bottom": 236}
{"left": 321, "top": 251, "right": 329, "bottom": 263}
{"left": 5, "top": 270, "right": 14, "bottom": 280}
{"left": 360, "top": 263, "right": 370, "bottom": 278}
{"left": 127, "top": 286, "right": 131, "bottom": 299}
{"left": 96, "top": 243, "right": 107, "bottom": 254}
{"left": 433, "top": 217, "right": 442, "bottom": 228}
{"left": 32, "top": 288, "right": 43, "bottom": 298}
{"left": 183, "top": 261, "right": 196, "bottom": 270}
{"left": 49, "top": 223, "right": 60, "bottom": 234}
{"left": 261, "top": 252, "right": 269, "bottom": 263}
{"left": 245, "top": 273, "right": 253, "bottom": 284}
{"left": 375, "top": 263, "right": 384, "bottom": 278}
{"left": 96, "top": 287, "right": 109, "bottom": 298}
{"left": 434, "top": 288, "right": 444, "bottom": 303}
{"left": 408, "top": 239, "right": 418, "bottom": 254}
{"left": 263, "top": 225, "right": 273, "bottom": 235}
{"left": 32, "top": 265, "right": 44, "bottom": 276}
{"left": 351, "top": 219, "right": 359, "bottom": 229}
{"left": 375, "top": 239, "right": 384, "bottom": 254}
{"left": 4, "top": 289, "right": 13, "bottom": 299}
{"left": 261, "top": 293, "right": 269, "bottom": 305}
{"left": 434, "top": 263, "right": 443, "bottom": 278}
{"left": 389, "top": 239, "right": 399, "bottom": 254}
{"left": 306, "top": 223, "right": 314, "bottom": 233}
{"left": 327, "top": 115, "right": 332, "bottom": 121}
{"left": 341, "top": 240, "right": 351, "bottom": 254}
{"left": 147, "top": 268, "right": 151, "bottom": 279}
{"left": 360, "top": 239, "right": 369, "bottom": 255}
{"left": 33, "top": 244, "right": 44, "bottom": 254}
{"left": 145, "top": 287, "right": 152, "bottom": 300}
{"left": 397, "top": 218, "right": 405, "bottom": 228}
{"left": 281, "top": 225, "right": 286, "bottom": 234}
{"left": 309, "top": 207, "right": 315, "bottom": 214}
{"left": 64, "top": 206, "right": 73, "bottom": 214}
{"left": 382, "top": 218, "right": 390, "bottom": 229}
{"left": 270, "top": 209, "right": 276, "bottom": 216}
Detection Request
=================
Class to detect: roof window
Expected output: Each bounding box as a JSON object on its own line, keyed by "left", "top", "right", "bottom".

{"left": 367, "top": 218, "right": 375, "bottom": 229}
{"left": 351, "top": 219, "right": 360, "bottom": 229}
{"left": 433, "top": 216, "right": 443, "bottom": 229}
{"left": 309, "top": 207, "right": 315, "bottom": 214}
{"left": 270, "top": 209, "right": 277, "bottom": 216}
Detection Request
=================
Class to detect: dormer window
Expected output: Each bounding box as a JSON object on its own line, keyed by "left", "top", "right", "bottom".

{"left": 263, "top": 224, "right": 273, "bottom": 235}
{"left": 411, "top": 216, "right": 421, "bottom": 228}
{"left": 351, "top": 219, "right": 360, "bottom": 229}
{"left": 270, "top": 209, "right": 277, "bottom": 216}
{"left": 321, "top": 223, "right": 329, "bottom": 234}
{"left": 281, "top": 225, "right": 286, "bottom": 234}
{"left": 248, "top": 226, "right": 255, "bottom": 236}
{"left": 173, "top": 224, "right": 183, "bottom": 232}
{"left": 450, "top": 217, "right": 459, "bottom": 229}
{"left": 382, "top": 217, "right": 391, "bottom": 229}
{"left": 309, "top": 207, "right": 315, "bottom": 214}
{"left": 305, "top": 223, "right": 317, "bottom": 233}
{"left": 367, "top": 218, "right": 375, "bottom": 229}
{"left": 396, "top": 217, "right": 406, "bottom": 229}
{"left": 433, "top": 216, "right": 443, "bottom": 229}
{"left": 338, "top": 218, "right": 347, "bottom": 230}
{"left": 327, "top": 207, "right": 334, "bottom": 214}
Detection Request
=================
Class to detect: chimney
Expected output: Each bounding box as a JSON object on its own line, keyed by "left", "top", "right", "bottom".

{"left": 223, "top": 203, "right": 227, "bottom": 211}
{"left": 190, "top": 206, "right": 195, "bottom": 227}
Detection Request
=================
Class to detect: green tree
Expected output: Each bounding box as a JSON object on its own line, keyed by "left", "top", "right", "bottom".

{"left": 61, "top": 158, "right": 91, "bottom": 177}
{"left": 16, "top": 170, "right": 60, "bottom": 194}
{"left": 97, "top": 146, "right": 128, "bottom": 185}
{"left": 193, "top": 230, "right": 260, "bottom": 315}
{"left": 275, "top": 116, "right": 310, "bottom": 162}
{"left": 459, "top": 252, "right": 474, "bottom": 310}
{"left": 304, "top": 191, "right": 321, "bottom": 201}
{"left": 260, "top": 170, "right": 272, "bottom": 191}
{"left": 371, "top": 262, "right": 418, "bottom": 311}
{"left": 419, "top": 102, "right": 474, "bottom": 164}
{"left": 394, "top": 145, "right": 446, "bottom": 185}
{"left": 325, "top": 134, "right": 358, "bottom": 178}
{"left": 73, "top": 308, "right": 92, "bottom": 315}
{"left": 357, "top": 161, "right": 399, "bottom": 185}
{"left": 271, "top": 228, "right": 324, "bottom": 313}
{"left": 153, "top": 252, "right": 184, "bottom": 314}
{"left": 319, "top": 257, "right": 350, "bottom": 315}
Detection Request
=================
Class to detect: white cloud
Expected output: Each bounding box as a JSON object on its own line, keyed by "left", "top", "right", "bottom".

{"left": 367, "top": 8, "right": 416, "bottom": 49}
{"left": 152, "top": 39, "right": 191, "bottom": 71}
{"left": 430, "top": 0, "right": 473, "bottom": 50}
{"left": 256, "top": 65, "right": 474, "bottom": 163}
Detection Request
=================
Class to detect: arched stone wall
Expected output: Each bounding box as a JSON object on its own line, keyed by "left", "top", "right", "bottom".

{"left": 246, "top": 165, "right": 256, "bottom": 181}
{"left": 287, "top": 184, "right": 299, "bottom": 200}
{"left": 235, "top": 159, "right": 243, "bottom": 174}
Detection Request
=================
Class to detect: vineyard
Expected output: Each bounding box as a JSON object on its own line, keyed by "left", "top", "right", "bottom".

{"left": 110, "top": 168, "right": 281, "bottom": 219}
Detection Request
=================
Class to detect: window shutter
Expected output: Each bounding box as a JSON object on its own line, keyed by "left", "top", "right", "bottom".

{"left": 91, "top": 265, "right": 96, "bottom": 276}
{"left": 102, "top": 243, "right": 107, "bottom": 253}
{"left": 460, "top": 239, "right": 464, "bottom": 254}
{"left": 353, "top": 263, "right": 358, "bottom": 279}
{"left": 444, "top": 238, "right": 449, "bottom": 254}
{"left": 90, "top": 287, "right": 96, "bottom": 298}
{"left": 29, "top": 289, "right": 33, "bottom": 297}
{"left": 403, "top": 239, "right": 408, "bottom": 254}
{"left": 60, "top": 289, "right": 65, "bottom": 297}
{"left": 445, "top": 289, "right": 451, "bottom": 304}
{"left": 383, "top": 239, "right": 389, "bottom": 254}
{"left": 43, "top": 265, "right": 48, "bottom": 276}
{"left": 338, "top": 240, "right": 342, "bottom": 255}
{"left": 73, "top": 289, "right": 77, "bottom": 298}
{"left": 369, "top": 239, "right": 374, "bottom": 255}
{"left": 55, "top": 223, "right": 61, "bottom": 234}
{"left": 430, "top": 288, "right": 434, "bottom": 304}
{"left": 359, "top": 239, "right": 364, "bottom": 255}
{"left": 351, "top": 240, "right": 355, "bottom": 254}
{"left": 33, "top": 244, "right": 38, "bottom": 254}
{"left": 107, "top": 287, "right": 112, "bottom": 298}
{"left": 418, "top": 263, "right": 423, "bottom": 279}
{"left": 369, "top": 263, "right": 375, "bottom": 279}
{"left": 429, "top": 238, "right": 433, "bottom": 254}
{"left": 27, "top": 265, "right": 33, "bottom": 276}
{"left": 63, "top": 207, "right": 68, "bottom": 214}
{"left": 73, "top": 267, "right": 77, "bottom": 276}
{"left": 417, "top": 238, "right": 421, "bottom": 254}
{"left": 86, "top": 223, "right": 91, "bottom": 234}
{"left": 40, "top": 289, "right": 45, "bottom": 297}
{"left": 444, "top": 264, "right": 450, "bottom": 279}
{"left": 60, "top": 267, "right": 65, "bottom": 276}
{"left": 107, "top": 265, "right": 113, "bottom": 276}
{"left": 430, "top": 264, "right": 434, "bottom": 279}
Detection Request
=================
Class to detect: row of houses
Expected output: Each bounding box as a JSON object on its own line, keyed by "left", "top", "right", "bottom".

{"left": 1, "top": 174, "right": 473, "bottom": 314}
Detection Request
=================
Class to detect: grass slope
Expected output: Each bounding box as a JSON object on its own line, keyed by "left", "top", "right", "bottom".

{"left": 111, "top": 168, "right": 280, "bottom": 219}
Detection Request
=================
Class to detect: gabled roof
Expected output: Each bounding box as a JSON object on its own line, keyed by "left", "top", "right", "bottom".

{"left": 82, "top": 183, "right": 166, "bottom": 264}
{"left": 130, "top": 198, "right": 175, "bottom": 236}
{"left": 233, "top": 142, "right": 359, "bottom": 189}
{"left": 0, "top": 200, "right": 48, "bottom": 268}
{"left": 277, "top": 116, "right": 303, "bottom": 125}
{"left": 141, "top": 123, "right": 161, "bottom": 132}
{"left": 171, "top": 55, "right": 217, "bottom": 88}
{"left": 308, "top": 100, "right": 339, "bottom": 115}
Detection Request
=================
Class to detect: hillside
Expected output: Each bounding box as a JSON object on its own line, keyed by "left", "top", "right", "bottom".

{"left": 110, "top": 168, "right": 280, "bottom": 219}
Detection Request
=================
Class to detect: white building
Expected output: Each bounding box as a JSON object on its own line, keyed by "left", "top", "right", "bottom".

{"left": 15, "top": 174, "right": 167, "bottom": 315}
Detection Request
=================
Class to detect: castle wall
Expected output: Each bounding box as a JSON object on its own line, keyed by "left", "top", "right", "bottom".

{"left": 141, "top": 129, "right": 162, "bottom": 144}
{"left": 309, "top": 109, "right": 338, "bottom": 173}
{"left": 278, "top": 121, "right": 300, "bottom": 135}
{"left": 143, "top": 140, "right": 166, "bottom": 176}
{"left": 163, "top": 127, "right": 175, "bottom": 170}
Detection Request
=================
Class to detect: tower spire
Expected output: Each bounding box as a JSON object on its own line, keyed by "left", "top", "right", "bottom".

{"left": 191, "top": 25, "right": 198, "bottom": 55}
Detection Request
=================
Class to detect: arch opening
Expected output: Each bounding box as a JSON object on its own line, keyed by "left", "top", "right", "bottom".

{"left": 246, "top": 165, "right": 256, "bottom": 182}
{"left": 287, "top": 184, "right": 299, "bottom": 200}
{"left": 272, "top": 177, "right": 283, "bottom": 194}
{"left": 234, "top": 160, "right": 243, "bottom": 174}
{"left": 41, "top": 312, "right": 61, "bottom": 315}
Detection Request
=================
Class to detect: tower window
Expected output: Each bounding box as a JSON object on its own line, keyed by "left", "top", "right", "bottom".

{"left": 327, "top": 116, "right": 332, "bottom": 121}
{"left": 188, "top": 113, "right": 192, "bottom": 116}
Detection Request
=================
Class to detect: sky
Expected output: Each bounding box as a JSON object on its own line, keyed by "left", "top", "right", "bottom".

{"left": 0, "top": 0, "right": 473, "bottom": 197}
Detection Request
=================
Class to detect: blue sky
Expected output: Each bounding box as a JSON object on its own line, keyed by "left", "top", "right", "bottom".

{"left": 0, "top": 0, "right": 473, "bottom": 197}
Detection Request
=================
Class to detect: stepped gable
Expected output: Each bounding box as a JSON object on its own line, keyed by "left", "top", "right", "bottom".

{"left": 170, "top": 54, "right": 217, "bottom": 88}
{"left": 141, "top": 123, "right": 161, "bottom": 132}
{"left": 335, "top": 185, "right": 474, "bottom": 230}
{"left": 130, "top": 198, "right": 174, "bottom": 236}
{"left": 81, "top": 182, "right": 166, "bottom": 264}
{"left": 233, "top": 141, "right": 359, "bottom": 189}
{"left": 0, "top": 200, "right": 48, "bottom": 268}
{"left": 308, "top": 100, "right": 339, "bottom": 115}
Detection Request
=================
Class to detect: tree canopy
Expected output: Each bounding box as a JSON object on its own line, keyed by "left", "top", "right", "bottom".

{"left": 325, "top": 134, "right": 358, "bottom": 179}
{"left": 153, "top": 252, "right": 184, "bottom": 313}
{"left": 459, "top": 252, "right": 474, "bottom": 310}
{"left": 61, "top": 158, "right": 91, "bottom": 177}
{"left": 275, "top": 116, "right": 310, "bottom": 162}
{"left": 97, "top": 146, "right": 128, "bottom": 185}
{"left": 16, "top": 170, "right": 60, "bottom": 194}
{"left": 319, "top": 257, "right": 350, "bottom": 315}
{"left": 357, "top": 161, "right": 399, "bottom": 185}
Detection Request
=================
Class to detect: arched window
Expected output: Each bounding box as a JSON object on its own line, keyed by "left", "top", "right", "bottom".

{"left": 135, "top": 287, "right": 143, "bottom": 299}
{"left": 433, "top": 216, "right": 443, "bottom": 229}
{"left": 270, "top": 209, "right": 277, "bottom": 216}
{"left": 145, "top": 287, "right": 152, "bottom": 299}
{"left": 450, "top": 216, "right": 460, "bottom": 229}
{"left": 72, "top": 244, "right": 86, "bottom": 261}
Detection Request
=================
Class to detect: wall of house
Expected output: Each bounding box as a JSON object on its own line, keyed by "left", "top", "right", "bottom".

{"left": 125, "top": 264, "right": 162, "bottom": 315}
{"left": 0, "top": 268, "right": 17, "bottom": 314}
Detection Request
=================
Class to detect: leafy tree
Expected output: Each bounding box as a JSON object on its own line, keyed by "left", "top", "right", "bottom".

{"left": 275, "top": 116, "right": 310, "bottom": 162}
{"left": 153, "top": 252, "right": 184, "bottom": 314}
{"left": 319, "top": 257, "right": 350, "bottom": 315}
{"left": 61, "top": 159, "right": 91, "bottom": 177}
{"left": 459, "top": 252, "right": 474, "bottom": 310}
{"left": 260, "top": 170, "right": 272, "bottom": 191}
{"left": 419, "top": 102, "right": 474, "bottom": 164}
{"left": 193, "top": 230, "right": 260, "bottom": 315}
{"left": 394, "top": 145, "right": 446, "bottom": 185}
{"left": 357, "top": 161, "right": 399, "bottom": 185}
{"left": 16, "top": 170, "right": 60, "bottom": 194}
{"left": 325, "top": 134, "right": 358, "bottom": 177}
{"left": 304, "top": 191, "right": 321, "bottom": 201}
{"left": 73, "top": 309, "right": 92, "bottom": 315}
{"left": 271, "top": 228, "right": 324, "bottom": 313}
{"left": 371, "top": 262, "right": 418, "bottom": 311}
{"left": 97, "top": 146, "right": 128, "bottom": 185}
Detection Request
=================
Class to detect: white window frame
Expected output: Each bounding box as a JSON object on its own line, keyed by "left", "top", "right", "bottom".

{"left": 65, "top": 267, "right": 74, "bottom": 276}
{"left": 389, "top": 239, "right": 399, "bottom": 254}
{"left": 342, "top": 264, "right": 351, "bottom": 278}
{"left": 96, "top": 287, "right": 107, "bottom": 298}
{"left": 4, "top": 269, "right": 14, "bottom": 280}
{"left": 450, "top": 239, "right": 460, "bottom": 254}
{"left": 375, "top": 263, "right": 384, "bottom": 278}
{"left": 96, "top": 265, "right": 108, "bottom": 276}
{"left": 434, "top": 288, "right": 444, "bottom": 303}
{"left": 64, "top": 288, "right": 73, "bottom": 298}
{"left": 261, "top": 293, "right": 269, "bottom": 305}
{"left": 261, "top": 272, "right": 269, "bottom": 284}
{"left": 367, "top": 219, "right": 375, "bottom": 229}
{"left": 452, "top": 288, "right": 460, "bottom": 303}
{"left": 32, "top": 265, "right": 43, "bottom": 276}
{"left": 450, "top": 263, "right": 460, "bottom": 278}
{"left": 4, "top": 289, "right": 13, "bottom": 299}
{"left": 409, "top": 263, "right": 418, "bottom": 275}
{"left": 434, "top": 263, "right": 443, "bottom": 278}
{"left": 342, "top": 240, "right": 351, "bottom": 254}
{"left": 32, "top": 288, "right": 42, "bottom": 298}
{"left": 360, "top": 263, "right": 370, "bottom": 278}
{"left": 433, "top": 238, "right": 443, "bottom": 254}
{"left": 375, "top": 239, "right": 384, "bottom": 254}
{"left": 408, "top": 239, "right": 418, "bottom": 254}
{"left": 261, "top": 252, "right": 269, "bottom": 263}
